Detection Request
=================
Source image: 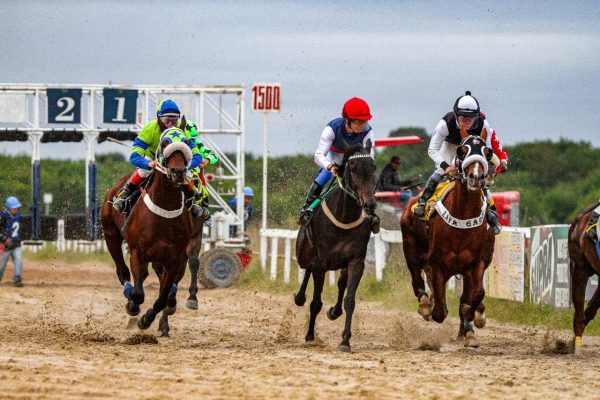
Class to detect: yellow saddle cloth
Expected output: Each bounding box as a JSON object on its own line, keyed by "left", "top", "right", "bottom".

{"left": 411, "top": 181, "right": 455, "bottom": 222}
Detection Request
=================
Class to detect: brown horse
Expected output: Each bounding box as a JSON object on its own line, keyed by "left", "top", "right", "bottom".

{"left": 568, "top": 201, "right": 600, "bottom": 351}
{"left": 295, "top": 142, "right": 377, "bottom": 353}
{"left": 401, "top": 134, "right": 495, "bottom": 347}
{"left": 101, "top": 124, "right": 196, "bottom": 336}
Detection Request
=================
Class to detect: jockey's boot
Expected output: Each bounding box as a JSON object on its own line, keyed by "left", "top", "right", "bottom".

{"left": 586, "top": 212, "right": 600, "bottom": 241}
{"left": 297, "top": 182, "right": 323, "bottom": 225}
{"left": 486, "top": 205, "right": 502, "bottom": 235}
{"left": 413, "top": 177, "right": 439, "bottom": 218}
{"left": 368, "top": 213, "right": 381, "bottom": 234}
{"left": 112, "top": 180, "right": 137, "bottom": 213}
{"left": 184, "top": 184, "right": 208, "bottom": 220}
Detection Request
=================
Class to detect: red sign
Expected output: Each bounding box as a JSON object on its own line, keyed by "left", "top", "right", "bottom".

{"left": 251, "top": 83, "right": 281, "bottom": 112}
{"left": 374, "top": 136, "right": 424, "bottom": 147}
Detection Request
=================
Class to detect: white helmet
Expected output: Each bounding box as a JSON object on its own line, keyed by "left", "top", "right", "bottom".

{"left": 453, "top": 91, "right": 480, "bottom": 117}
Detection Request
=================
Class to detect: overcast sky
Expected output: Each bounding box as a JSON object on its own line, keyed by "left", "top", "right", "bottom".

{"left": 1, "top": 0, "right": 599, "bottom": 159}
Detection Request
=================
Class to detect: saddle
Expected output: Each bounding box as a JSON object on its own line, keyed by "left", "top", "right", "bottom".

{"left": 410, "top": 180, "right": 456, "bottom": 222}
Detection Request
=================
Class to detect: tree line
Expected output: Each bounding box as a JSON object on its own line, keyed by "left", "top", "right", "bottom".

{"left": 1, "top": 129, "right": 598, "bottom": 228}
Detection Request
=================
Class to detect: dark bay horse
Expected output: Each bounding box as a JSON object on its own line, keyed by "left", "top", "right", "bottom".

{"left": 568, "top": 201, "right": 600, "bottom": 351}
{"left": 401, "top": 134, "right": 495, "bottom": 347}
{"left": 295, "top": 142, "right": 377, "bottom": 353}
{"left": 101, "top": 125, "right": 196, "bottom": 336}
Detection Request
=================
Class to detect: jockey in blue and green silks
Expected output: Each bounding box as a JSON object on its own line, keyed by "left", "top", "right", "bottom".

{"left": 184, "top": 119, "right": 219, "bottom": 207}
{"left": 112, "top": 99, "right": 209, "bottom": 219}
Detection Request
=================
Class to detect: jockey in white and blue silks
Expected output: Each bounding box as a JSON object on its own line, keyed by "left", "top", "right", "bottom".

{"left": 298, "top": 97, "right": 379, "bottom": 233}
{"left": 413, "top": 91, "right": 502, "bottom": 235}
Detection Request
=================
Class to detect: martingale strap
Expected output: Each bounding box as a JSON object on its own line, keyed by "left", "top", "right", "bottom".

{"left": 434, "top": 198, "right": 487, "bottom": 229}
{"left": 321, "top": 199, "right": 366, "bottom": 230}
{"left": 142, "top": 191, "right": 185, "bottom": 218}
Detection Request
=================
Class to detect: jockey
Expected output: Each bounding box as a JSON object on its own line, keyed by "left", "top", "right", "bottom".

{"left": 184, "top": 119, "right": 219, "bottom": 210}
{"left": 112, "top": 99, "right": 208, "bottom": 219}
{"left": 413, "top": 91, "right": 502, "bottom": 234}
{"left": 586, "top": 203, "right": 600, "bottom": 241}
{"left": 297, "top": 97, "right": 380, "bottom": 233}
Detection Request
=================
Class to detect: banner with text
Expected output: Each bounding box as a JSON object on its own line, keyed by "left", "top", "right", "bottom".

{"left": 529, "top": 225, "right": 570, "bottom": 308}
{"left": 484, "top": 230, "right": 526, "bottom": 302}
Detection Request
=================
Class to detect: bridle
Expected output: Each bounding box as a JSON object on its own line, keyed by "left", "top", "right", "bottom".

{"left": 340, "top": 152, "right": 375, "bottom": 208}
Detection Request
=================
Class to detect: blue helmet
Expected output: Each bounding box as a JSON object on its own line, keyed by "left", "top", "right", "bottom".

{"left": 156, "top": 99, "right": 180, "bottom": 116}
{"left": 5, "top": 196, "right": 22, "bottom": 209}
{"left": 243, "top": 187, "right": 254, "bottom": 197}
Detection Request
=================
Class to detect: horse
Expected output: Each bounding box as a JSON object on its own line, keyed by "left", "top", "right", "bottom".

{"left": 401, "top": 134, "right": 495, "bottom": 348}
{"left": 294, "top": 141, "right": 377, "bottom": 353}
{"left": 568, "top": 201, "right": 600, "bottom": 351}
{"left": 101, "top": 123, "right": 197, "bottom": 336}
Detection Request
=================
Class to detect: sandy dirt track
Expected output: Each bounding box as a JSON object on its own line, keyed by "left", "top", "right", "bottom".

{"left": 1, "top": 259, "right": 600, "bottom": 400}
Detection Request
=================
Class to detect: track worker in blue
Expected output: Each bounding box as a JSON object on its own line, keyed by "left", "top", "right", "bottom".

{"left": 413, "top": 91, "right": 501, "bottom": 234}
{"left": 0, "top": 196, "right": 24, "bottom": 287}
{"left": 297, "top": 97, "right": 380, "bottom": 233}
{"left": 112, "top": 99, "right": 208, "bottom": 219}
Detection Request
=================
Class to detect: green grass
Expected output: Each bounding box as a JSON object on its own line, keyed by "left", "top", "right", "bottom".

{"left": 235, "top": 256, "right": 600, "bottom": 336}
{"left": 24, "top": 246, "right": 115, "bottom": 265}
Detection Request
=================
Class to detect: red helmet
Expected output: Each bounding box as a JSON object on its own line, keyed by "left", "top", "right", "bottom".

{"left": 342, "top": 97, "right": 372, "bottom": 120}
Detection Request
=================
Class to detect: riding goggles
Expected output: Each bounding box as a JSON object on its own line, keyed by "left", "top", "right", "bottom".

{"left": 159, "top": 114, "right": 180, "bottom": 125}
{"left": 348, "top": 119, "right": 368, "bottom": 125}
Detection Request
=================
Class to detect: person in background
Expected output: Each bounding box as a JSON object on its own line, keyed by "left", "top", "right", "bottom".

{"left": 228, "top": 187, "right": 254, "bottom": 237}
{"left": 0, "top": 196, "right": 24, "bottom": 287}
{"left": 228, "top": 186, "right": 254, "bottom": 226}
{"left": 375, "top": 155, "right": 419, "bottom": 206}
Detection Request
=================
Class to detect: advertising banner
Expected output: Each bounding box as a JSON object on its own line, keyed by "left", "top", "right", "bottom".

{"left": 484, "top": 230, "right": 525, "bottom": 302}
{"left": 530, "top": 225, "right": 570, "bottom": 308}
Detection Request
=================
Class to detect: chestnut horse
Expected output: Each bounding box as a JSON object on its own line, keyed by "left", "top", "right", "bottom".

{"left": 401, "top": 134, "right": 495, "bottom": 347}
{"left": 295, "top": 142, "right": 377, "bottom": 353}
{"left": 568, "top": 201, "right": 600, "bottom": 351}
{"left": 101, "top": 124, "right": 196, "bottom": 336}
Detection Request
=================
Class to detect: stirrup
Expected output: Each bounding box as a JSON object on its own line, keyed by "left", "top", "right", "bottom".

{"left": 413, "top": 201, "right": 426, "bottom": 217}
{"left": 297, "top": 208, "right": 313, "bottom": 225}
{"left": 112, "top": 196, "right": 128, "bottom": 213}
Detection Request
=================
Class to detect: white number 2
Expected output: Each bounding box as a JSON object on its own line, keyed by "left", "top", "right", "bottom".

{"left": 55, "top": 97, "right": 76, "bottom": 122}
{"left": 11, "top": 221, "right": 19, "bottom": 238}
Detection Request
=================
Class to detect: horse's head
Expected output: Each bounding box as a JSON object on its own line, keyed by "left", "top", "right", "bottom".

{"left": 158, "top": 121, "right": 191, "bottom": 184}
{"left": 455, "top": 134, "right": 492, "bottom": 191}
{"left": 341, "top": 139, "right": 377, "bottom": 215}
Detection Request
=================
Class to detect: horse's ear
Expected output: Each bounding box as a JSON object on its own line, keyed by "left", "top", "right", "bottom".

{"left": 460, "top": 126, "right": 468, "bottom": 139}
{"left": 179, "top": 115, "right": 187, "bottom": 130}
{"left": 341, "top": 137, "right": 350, "bottom": 152}
{"left": 457, "top": 145, "right": 468, "bottom": 159}
{"left": 160, "top": 139, "right": 170, "bottom": 152}
{"left": 365, "top": 139, "right": 373, "bottom": 152}
{"left": 483, "top": 146, "right": 493, "bottom": 161}
{"left": 480, "top": 127, "right": 488, "bottom": 142}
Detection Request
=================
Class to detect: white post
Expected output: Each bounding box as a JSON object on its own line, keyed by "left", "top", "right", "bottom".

{"left": 298, "top": 265, "right": 305, "bottom": 284}
{"left": 270, "top": 236, "right": 278, "bottom": 280}
{"left": 57, "top": 219, "right": 65, "bottom": 252}
{"left": 374, "top": 233, "right": 385, "bottom": 281}
{"left": 328, "top": 270, "right": 336, "bottom": 286}
{"left": 260, "top": 230, "right": 267, "bottom": 272}
{"left": 283, "top": 238, "right": 291, "bottom": 284}
{"left": 260, "top": 112, "right": 269, "bottom": 270}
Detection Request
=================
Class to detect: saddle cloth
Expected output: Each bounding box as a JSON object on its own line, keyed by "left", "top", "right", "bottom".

{"left": 410, "top": 181, "right": 456, "bottom": 222}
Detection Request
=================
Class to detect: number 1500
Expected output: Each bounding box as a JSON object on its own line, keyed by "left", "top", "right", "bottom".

{"left": 252, "top": 85, "right": 280, "bottom": 111}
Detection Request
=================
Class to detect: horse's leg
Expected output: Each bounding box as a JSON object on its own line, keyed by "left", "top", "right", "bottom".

{"left": 430, "top": 265, "right": 448, "bottom": 324}
{"left": 138, "top": 264, "right": 182, "bottom": 331}
{"left": 460, "top": 264, "right": 486, "bottom": 348}
{"left": 104, "top": 229, "right": 131, "bottom": 289}
{"left": 403, "top": 238, "right": 430, "bottom": 311}
{"left": 186, "top": 244, "right": 201, "bottom": 310}
{"left": 328, "top": 268, "right": 348, "bottom": 320}
{"left": 571, "top": 258, "right": 595, "bottom": 342}
{"left": 339, "top": 260, "right": 365, "bottom": 353}
{"left": 474, "top": 302, "right": 486, "bottom": 329}
{"left": 457, "top": 274, "right": 472, "bottom": 338}
{"left": 126, "top": 249, "right": 148, "bottom": 316}
{"left": 294, "top": 267, "right": 312, "bottom": 307}
{"left": 305, "top": 268, "right": 325, "bottom": 342}
{"left": 158, "top": 283, "right": 180, "bottom": 337}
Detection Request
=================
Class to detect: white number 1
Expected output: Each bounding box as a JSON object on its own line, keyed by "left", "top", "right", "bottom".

{"left": 112, "top": 97, "right": 127, "bottom": 122}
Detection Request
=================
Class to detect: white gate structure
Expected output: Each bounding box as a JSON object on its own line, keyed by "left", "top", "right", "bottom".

{"left": 0, "top": 83, "right": 246, "bottom": 240}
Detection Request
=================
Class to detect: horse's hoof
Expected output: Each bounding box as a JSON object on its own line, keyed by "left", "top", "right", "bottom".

{"left": 186, "top": 299, "right": 199, "bottom": 310}
{"left": 423, "top": 315, "right": 432, "bottom": 322}
{"left": 163, "top": 305, "right": 176, "bottom": 316}
{"left": 338, "top": 344, "right": 352, "bottom": 353}
{"left": 464, "top": 331, "right": 480, "bottom": 348}
{"left": 474, "top": 311, "right": 486, "bottom": 329}
{"left": 126, "top": 301, "right": 140, "bottom": 316}
{"left": 160, "top": 331, "right": 170, "bottom": 338}
{"left": 137, "top": 316, "right": 151, "bottom": 330}
{"left": 294, "top": 293, "right": 306, "bottom": 307}
{"left": 418, "top": 295, "right": 432, "bottom": 318}
{"left": 305, "top": 334, "right": 315, "bottom": 342}
{"left": 327, "top": 307, "right": 342, "bottom": 321}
